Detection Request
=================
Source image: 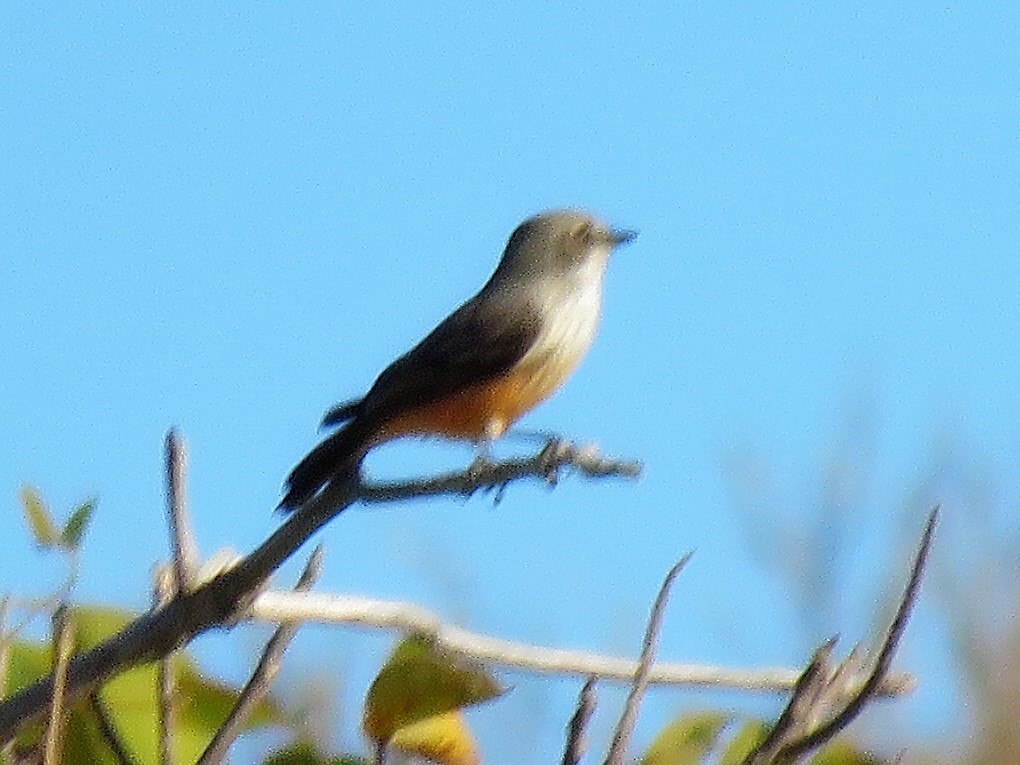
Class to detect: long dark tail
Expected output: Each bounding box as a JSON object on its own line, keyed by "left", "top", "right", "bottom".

{"left": 279, "top": 416, "right": 373, "bottom": 512}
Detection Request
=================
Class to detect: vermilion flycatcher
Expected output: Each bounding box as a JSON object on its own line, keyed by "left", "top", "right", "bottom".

{"left": 280, "top": 209, "right": 635, "bottom": 510}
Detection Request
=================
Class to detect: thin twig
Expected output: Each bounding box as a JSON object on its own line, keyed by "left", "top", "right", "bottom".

{"left": 87, "top": 691, "right": 134, "bottom": 765}
{"left": 562, "top": 678, "right": 597, "bottom": 765}
{"left": 743, "top": 639, "right": 837, "bottom": 764}
{"left": 43, "top": 606, "right": 73, "bottom": 765}
{"left": 604, "top": 553, "right": 693, "bottom": 765}
{"left": 743, "top": 507, "right": 938, "bottom": 764}
{"left": 197, "top": 547, "right": 324, "bottom": 765}
{"left": 166, "top": 429, "right": 200, "bottom": 593}
{"left": 154, "top": 567, "right": 176, "bottom": 765}
{"left": 360, "top": 438, "right": 641, "bottom": 504}
{"left": 777, "top": 506, "right": 938, "bottom": 760}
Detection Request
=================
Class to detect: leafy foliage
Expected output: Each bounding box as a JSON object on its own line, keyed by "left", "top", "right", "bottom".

{"left": 18, "top": 485, "right": 95, "bottom": 553}
{"left": 3, "top": 607, "right": 285, "bottom": 764}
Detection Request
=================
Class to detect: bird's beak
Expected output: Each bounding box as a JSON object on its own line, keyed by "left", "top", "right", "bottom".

{"left": 610, "top": 228, "right": 638, "bottom": 247}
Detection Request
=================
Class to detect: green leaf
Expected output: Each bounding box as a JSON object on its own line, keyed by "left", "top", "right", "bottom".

{"left": 19, "top": 485, "right": 60, "bottom": 549}
{"left": 641, "top": 711, "right": 729, "bottom": 765}
{"left": 717, "top": 720, "right": 768, "bottom": 765}
{"left": 175, "top": 659, "right": 283, "bottom": 733}
{"left": 61, "top": 498, "right": 96, "bottom": 549}
{"left": 810, "top": 738, "right": 886, "bottom": 765}
{"left": 6, "top": 606, "right": 287, "bottom": 764}
{"left": 264, "top": 741, "right": 370, "bottom": 765}
{"left": 363, "top": 635, "right": 504, "bottom": 745}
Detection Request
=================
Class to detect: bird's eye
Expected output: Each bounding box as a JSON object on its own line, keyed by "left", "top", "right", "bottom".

{"left": 570, "top": 222, "right": 591, "bottom": 241}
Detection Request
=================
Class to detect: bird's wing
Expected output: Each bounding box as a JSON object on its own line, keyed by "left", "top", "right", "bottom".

{"left": 358, "top": 292, "right": 542, "bottom": 425}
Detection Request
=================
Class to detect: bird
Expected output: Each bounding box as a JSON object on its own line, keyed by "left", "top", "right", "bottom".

{"left": 279, "top": 209, "right": 635, "bottom": 511}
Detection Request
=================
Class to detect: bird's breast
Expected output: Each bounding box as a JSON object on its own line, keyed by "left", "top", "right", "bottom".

{"left": 519, "top": 257, "right": 605, "bottom": 374}
{"left": 376, "top": 259, "right": 607, "bottom": 444}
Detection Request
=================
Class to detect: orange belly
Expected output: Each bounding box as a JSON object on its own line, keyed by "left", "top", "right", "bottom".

{"left": 378, "top": 353, "right": 579, "bottom": 443}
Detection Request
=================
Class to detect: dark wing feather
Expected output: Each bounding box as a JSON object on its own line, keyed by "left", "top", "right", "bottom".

{"left": 281, "top": 292, "right": 540, "bottom": 512}
{"left": 359, "top": 292, "right": 542, "bottom": 425}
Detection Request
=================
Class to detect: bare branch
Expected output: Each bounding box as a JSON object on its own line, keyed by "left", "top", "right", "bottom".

{"left": 742, "top": 639, "right": 837, "bottom": 765}
{"left": 605, "top": 553, "right": 692, "bottom": 765}
{"left": 154, "top": 567, "right": 176, "bottom": 765}
{"left": 562, "top": 678, "right": 597, "bottom": 765}
{"left": 743, "top": 507, "right": 938, "bottom": 764}
{"left": 360, "top": 438, "right": 641, "bottom": 504}
{"left": 248, "top": 590, "right": 914, "bottom": 694}
{"left": 777, "top": 506, "right": 938, "bottom": 760}
{"left": 0, "top": 438, "right": 638, "bottom": 740}
{"left": 197, "top": 547, "right": 324, "bottom": 765}
{"left": 166, "top": 429, "right": 200, "bottom": 593}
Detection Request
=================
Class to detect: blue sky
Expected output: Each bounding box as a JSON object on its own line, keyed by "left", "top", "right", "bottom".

{"left": 3, "top": 3, "right": 1019, "bottom": 761}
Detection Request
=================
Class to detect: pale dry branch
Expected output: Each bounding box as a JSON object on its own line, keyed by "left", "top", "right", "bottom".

{"left": 248, "top": 590, "right": 913, "bottom": 694}
{"left": 742, "top": 507, "right": 938, "bottom": 764}
{"left": 43, "top": 606, "right": 73, "bottom": 765}
{"left": 605, "top": 553, "right": 692, "bottom": 765}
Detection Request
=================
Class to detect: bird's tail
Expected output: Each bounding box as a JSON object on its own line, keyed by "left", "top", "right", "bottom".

{"left": 321, "top": 398, "right": 362, "bottom": 428}
{"left": 278, "top": 416, "right": 373, "bottom": 512}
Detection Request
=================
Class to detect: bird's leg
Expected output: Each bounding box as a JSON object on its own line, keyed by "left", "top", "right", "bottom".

{"left": 468, "top": 437, "right": 496, "bottom": 476}
{"left": 467, "top": 418, "right": 510, "bottom": 488}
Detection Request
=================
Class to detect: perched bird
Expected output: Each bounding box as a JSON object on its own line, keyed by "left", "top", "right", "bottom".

{"left": 280, "top": 209, "right": 635, "bottom": 510}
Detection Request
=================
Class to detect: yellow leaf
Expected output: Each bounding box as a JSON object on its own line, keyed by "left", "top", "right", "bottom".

{"left": 391, "top": 711, "right": 480, "bottom": 765}
{"left": 363, "top": 635, "right": 503, "bottom": 744}
{"left": 20, "top": 485, "right": 60, "bottom": 548}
